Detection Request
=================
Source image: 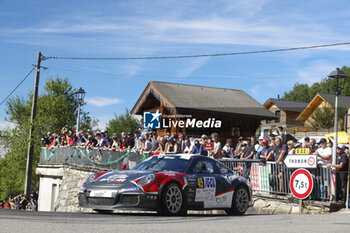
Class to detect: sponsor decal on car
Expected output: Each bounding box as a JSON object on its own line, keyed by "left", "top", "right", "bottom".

{"left": 195, "top": 177, "right": 216, "bottom": 208}
{"left": 90, "top": 190, "right": 115, "bottom": 198}
{"left": 104, "top": 174, "right": 129, "bottom": 183}
{"left": 213, "top": 190, "right": 234, "bottom": 208}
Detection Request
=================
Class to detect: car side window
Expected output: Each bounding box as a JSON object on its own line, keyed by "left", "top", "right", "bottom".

{"left": 192, "top": 159, "right": 215, "bottom": 174}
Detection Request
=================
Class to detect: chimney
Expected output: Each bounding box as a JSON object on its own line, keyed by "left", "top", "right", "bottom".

{"left": 277, "top": 94, "right": 280, "bottom": 101}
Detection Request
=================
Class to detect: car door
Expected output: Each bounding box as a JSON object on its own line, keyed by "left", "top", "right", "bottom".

{"left": 187, "top": 157, "right": 231, "bottom": 209}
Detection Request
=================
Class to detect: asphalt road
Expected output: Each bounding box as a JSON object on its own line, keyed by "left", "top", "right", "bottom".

{"left": 1, "top": 209, "right": 350, "bottom": 233}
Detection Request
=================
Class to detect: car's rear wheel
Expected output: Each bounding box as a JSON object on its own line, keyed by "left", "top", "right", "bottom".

{"left": 159, "top": 183, "right": 186, "bottom": 216}
{"left": 225, "top": 186, "right": 249, "bottom": 215}
{"left": 93, "top": 209, "right": 113, "bottom": 214}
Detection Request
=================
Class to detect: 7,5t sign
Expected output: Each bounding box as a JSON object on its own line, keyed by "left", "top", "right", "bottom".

{"left": 290, "top": 169, "right": 314, "bottom": 199}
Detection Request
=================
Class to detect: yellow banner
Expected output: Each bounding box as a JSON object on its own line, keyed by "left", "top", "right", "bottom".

{"left": 295, "top": 148, "right": 310, "bottom": 155}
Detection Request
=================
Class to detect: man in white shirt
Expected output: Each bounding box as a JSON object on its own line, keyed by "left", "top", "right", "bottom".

{"left": 315, "top": 138, "right": 332, "bottom": 165}
{"left": 315, "top": 137, "right": 332, "bottom": 200}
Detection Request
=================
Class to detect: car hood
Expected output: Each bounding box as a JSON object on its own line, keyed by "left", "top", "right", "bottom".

{"left": 91, "top": 170, "right": 154, "bottom": 185}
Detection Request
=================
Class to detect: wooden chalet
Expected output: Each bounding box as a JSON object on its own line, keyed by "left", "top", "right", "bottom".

{"left": 131, "top": 81, "right": 276, "bottom": 140}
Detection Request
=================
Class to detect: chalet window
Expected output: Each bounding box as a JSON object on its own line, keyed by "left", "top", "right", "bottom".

{"left": 263, "top": 129, "right": 269, "bottom": 139}
{"left": 275, "top": 110, "right": 280, "bottom": 123}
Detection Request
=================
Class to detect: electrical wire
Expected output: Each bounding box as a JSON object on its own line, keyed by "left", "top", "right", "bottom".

{"left": 42, "top": 42, "right": 350, "bottom": 61}
{"left": 0, "top": 66, "right": 36, "bottom": 106}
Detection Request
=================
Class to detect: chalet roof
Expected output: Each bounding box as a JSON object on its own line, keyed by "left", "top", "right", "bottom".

{"left": 317, "top": 93, "right": 350, "bottom": 108}
{"left": 264, "top": 98, "right": 308, "bottom": 112}
{"left": 297, "top": 92, "right": 350, "bottom": 121}
{"left": 131, "top": 81, "right": 276, "bottom": 119}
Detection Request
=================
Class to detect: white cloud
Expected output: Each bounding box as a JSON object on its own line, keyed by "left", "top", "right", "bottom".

{"left": 297, "top": 60, "right": 336, "bottom": 83}
{"left": 0, "top": 121, "right": 15, "bottom": 130}
{"left": 177, "top": 57, "right": 210, "bottom": 78}
{"left": 86, "top": 97, "right": 122, "bottom": 107}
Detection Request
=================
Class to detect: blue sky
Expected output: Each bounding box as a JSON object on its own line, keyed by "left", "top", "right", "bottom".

{"left": 1, "top": 0, "right": 350, "bottom": 130}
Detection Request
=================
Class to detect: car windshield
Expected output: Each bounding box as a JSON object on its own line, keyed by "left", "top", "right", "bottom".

{"left": 131, "top": 156, "right": 190, "bottom": 173}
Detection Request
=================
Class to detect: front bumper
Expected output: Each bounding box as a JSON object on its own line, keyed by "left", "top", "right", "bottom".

{"left": 78, "top": 188, "right": 159, "bottom": 211}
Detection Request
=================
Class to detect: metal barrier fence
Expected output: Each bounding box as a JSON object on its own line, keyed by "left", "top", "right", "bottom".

{"left": 39, "top": 147, "right": 151, "bottom": 170}
{"left": 39, "top": 148, "right": 332, "bottom": 202}
{"left": 219, "top": 159, "right": 332, "bottom": 202}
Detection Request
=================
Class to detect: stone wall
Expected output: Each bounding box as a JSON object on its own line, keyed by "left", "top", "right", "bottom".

{"left": 247, "top": 194, "right": 342, "bottom": 215}
{"left": 38, "top": 165, "right": 342, "bottom": 214}
{"left": 54, "top": 165, "right": 107, "bottom": 212}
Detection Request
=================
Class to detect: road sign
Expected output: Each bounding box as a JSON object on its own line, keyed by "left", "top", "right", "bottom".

{"left": 290, "top": 169, "right": 314, "bottom": 199}
{"left": 203, "top": 142, "right": 214, "bottom": 151}
{"left": 284, "top": 154, "right": 317, "bottom": 168}
{"left": 295, "top": 148, "right": 310, "bottom": 155}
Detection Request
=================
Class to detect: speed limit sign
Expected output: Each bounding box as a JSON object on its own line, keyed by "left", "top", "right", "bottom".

{"left": 290, "top": 169, "right": 314, "bottom": 199}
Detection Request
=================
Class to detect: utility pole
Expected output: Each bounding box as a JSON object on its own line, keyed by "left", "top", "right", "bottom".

{"left": 24, "top": 51, "right": 42, "bottom": 198}
{"left": 328, "top": 68, "right": 347, "bottom": 201}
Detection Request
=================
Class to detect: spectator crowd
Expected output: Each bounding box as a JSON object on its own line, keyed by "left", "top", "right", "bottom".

{"left": 40, "top": 125, "right": 349, "bottom": 203}
{"left": 1, "top": 190, "right": 38, "bottom": 211}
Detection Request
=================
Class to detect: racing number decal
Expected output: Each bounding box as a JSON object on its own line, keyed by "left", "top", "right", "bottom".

{"left": 195, "top": 177, "right": 216, "bottom": 208}
{"left": 197, "top": 177, "right": 204, "bottom": 189}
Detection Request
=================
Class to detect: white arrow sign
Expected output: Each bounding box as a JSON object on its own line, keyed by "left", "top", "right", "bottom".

{"left": 284, "top": 154, "right": 317, "bottom": 168}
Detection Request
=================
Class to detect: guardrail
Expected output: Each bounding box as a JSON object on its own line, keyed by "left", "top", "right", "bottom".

{"left": 220, "top": 159, "right": 332, "bottom": 202}
{"left": 39, "top": 147, "right": 150, "bottom": 170}
{"left": 39, "top": 148, "right": 333, "bottom": 202}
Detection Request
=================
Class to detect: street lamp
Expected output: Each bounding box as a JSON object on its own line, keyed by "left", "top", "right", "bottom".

{"left": 328, "top": 68, "right": 347, "bottom": 201}
{"left": 74, "top": 87, "right": 86, "bottom": 133}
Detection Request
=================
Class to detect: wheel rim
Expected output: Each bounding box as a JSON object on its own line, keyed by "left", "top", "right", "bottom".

{"left": 165, "top": 185, "right": 183, "bottom": 213}
{"left": 235, "top": 188, "right": 249, "bottom": 213}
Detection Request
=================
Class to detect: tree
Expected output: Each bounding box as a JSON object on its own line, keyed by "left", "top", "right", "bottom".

{"left": 0, "top": 77, "right": 95, "bottom": 200}
{"left": 282, "top": 66, "right": 350, "bottom": 102}
{"left": 106, "top": 109, "right": 138, "bottom": 138}
{"left": 305, "top": 106, "right": 347, "bottom": 132}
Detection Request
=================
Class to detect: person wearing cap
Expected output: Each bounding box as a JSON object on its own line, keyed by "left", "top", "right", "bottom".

{"left": 327, "top": 144, "right": 349, "bottom": 201}
{"left": 316, "top": 138, "right": 332, "bottom": 165}
{"left": 165, "top": 136, "right": 180, "bottom": 153}
{"left": 258, "top": 139, "right": 273, "bottom": 161}
{"left": 191, "top": 140, "right": 206, "bottom": 156}
{"left": 315, "top": 138, "right": 332, "bottom": 200}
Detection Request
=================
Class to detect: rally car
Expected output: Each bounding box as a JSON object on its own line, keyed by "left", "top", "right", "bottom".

{"left": 78, "top": 154, "right": 252, "bottom": 215}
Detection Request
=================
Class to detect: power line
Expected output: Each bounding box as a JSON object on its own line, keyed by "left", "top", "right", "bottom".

{"left": 42, "top": 42, "right": 350, "bottom": 61}
{"left": 0, "top": 66, "right": 36, "bottom": 106}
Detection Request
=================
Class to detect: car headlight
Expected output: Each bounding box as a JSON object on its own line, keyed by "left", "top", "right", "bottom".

{"left": 86, "top": 173, "right": 97, "bottom": 183}
{"left": 138, "top": 174, "right": 156, "bottom": 186}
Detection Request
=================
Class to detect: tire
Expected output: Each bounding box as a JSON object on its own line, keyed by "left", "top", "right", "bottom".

{"left": 226, "top": 186, "right": 249, "bottom": 216}
{"left": 93, "top": 209, "right": 113, "bottom": 214}
{"left": 158, "top": 182, "right": 186, "bottom": 216}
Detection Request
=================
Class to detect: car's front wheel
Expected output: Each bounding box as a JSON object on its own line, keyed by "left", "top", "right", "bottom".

{"left": 226, "top": 186, "right": 249, "bottom": 215}
{"left": 159, "top": 182, "right": 186, "bottom": 216}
